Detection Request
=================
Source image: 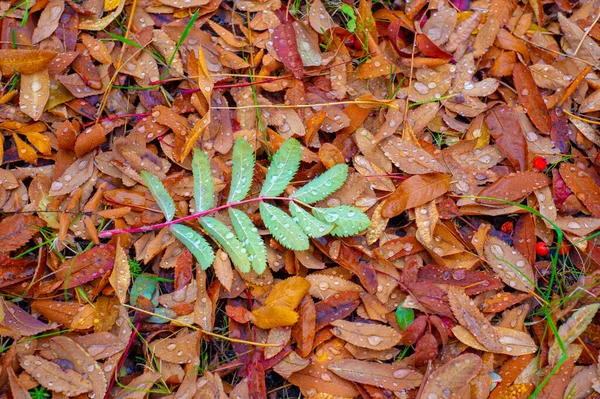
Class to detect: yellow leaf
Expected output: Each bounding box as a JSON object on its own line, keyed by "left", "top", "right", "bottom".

{"left": 20, "top": 70, "right": 50, "bottom": 121}
{"left": 12, "top": 133, "right": 37, "bottom": 165}
{"left": 264, "top": 276, "right": 311, "bottom": 310}
{"left": 24, "top": 131, "right": 51, "bottom": 155}
{"left": 250, "top": 306, "right": 299, "bottom": 329}
{"left": 104, "top": 0, "right": 120, "bottom": 11}
{"left": 109, "top": 242, "right": 130, "bottom": 305}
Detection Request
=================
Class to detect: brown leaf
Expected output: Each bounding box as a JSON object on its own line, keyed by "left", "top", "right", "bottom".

{"left": 559, "top": 163, "right": 600, "bottom": 218}
{"left": 32, "top": 0, "right": 64, "bottom": 44}
{"left": 31, "top": 300, "right": 95, "bottom": 329}
{"left": 151, "top": 329, "right": 200, "bottom": 364}
{"left": 382, "top": 173, "right": 451, "bottom": 218}
{"left": 380, "top": 136, "right": 446, "bottom": 174}
{"left": 447, "top": 286, "right": 504, "bottom": 352}
{"left": 20, "top": 71, "right": 50, "bottom": 121}
{"left": 485, "top": 105, "right": 528, "bottom": 171}
{"left": 330, "top": 320, "right": 401, "bottom": 350}
{"left": 73, "top": 332, "right": 126, "bottom": 360}
{"left": 0, "top": 49, "right": 57, "bottom": 75}
{"left": 0, "top": 300, "right": 51, "bottom": 337}
{"left": 452, "top": 325, "right": 538, "bottom": 355}
{"left": 420, "top": 353, "right": 482, "bottom": 397}
{"left": 50, "top": 336, "right": 107, "bottom": 398}
{"left": 478, "top": 171, "right": 551, "bottom": 204}
{"left": 109, "top": 242, "right": 130, "bottom": 305}
{"left": 0, "top": 214, "right": 44, "bottom": 253}
{"left": 484, "top": 235, "right": 535, "bottom": 292}
{"left": 7, "top": 367, "right": 31, "bottom": 399}
{"left": 329, "top": 359, "right": 423, "bottom": 390}
{"left": 49, "top": 152, "right": 95, "bottom": 196}
{"left": 19, "top": 354, "right": 93, "bottom": 395}
{"left": 417, "top": 264, "right": 504, "bottom": 295}
{"left": 291, "top": 296, "right": 316, "bottom": 358}
{"left": 558, "top": 13, "right": 600, "bottom": 65}
{"left": 315, "top": 291, "right": 361, "bottom": 330}
{"left": 513, "top": 63, "right": 552, "bottom": 133}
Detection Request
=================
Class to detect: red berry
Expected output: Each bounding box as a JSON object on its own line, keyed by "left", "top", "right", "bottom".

{"left": 533, "top": 157, "right": 547, "bottom": 171}
{"left": 536, "top": 241, "right": 549, "bottom": 257}
{"left": 500, "top": 221, "right": 514, "bottom": 234}
{"left": 344, "top": 35, "right": 356, "bottom": 47}
{"left": 557, "top": 242, "right": 570, "bottom": 256}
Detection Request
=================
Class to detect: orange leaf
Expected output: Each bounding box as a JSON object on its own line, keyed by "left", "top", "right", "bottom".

{"left": 12, "top": 133, "right": 38, "bottom": 165}
{"left": 382, "top": 173, "right": 451, "bottom": 218}
{"left": 0, "top": 49, "right": 56, "bottom": 75}
{"left": 250, "top": 306, "right": 299, "bottom": 329}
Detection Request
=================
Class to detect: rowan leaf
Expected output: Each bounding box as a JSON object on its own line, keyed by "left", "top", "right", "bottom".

{"left": 200, "top": 217, "right": 251, "bottom": 273}
{"left": 289, "top": 202, "right": 333, "bottom": 238}
{"left": 192, "top": 148, "right": 214, "bottom": 212}
{"left": 291, "top": 163, "right": 348, "bottom": 204}
{"left": 260, "top": 202, "right": 309, "bottom": 250}
{"left": 260, "top": 138, "right": 302, "bottom": 197}
{"left": 228, "top": 138, "right": 254, "bottom": 204}
{"left": 395, "top": 307, "right": 415, "bottom": 330}
{"left": 228, "top": 208, "right": 267, "bottom": 274}
{"left": 141, "top": 170, "right": 175, "bottom": 222}
{"left": 170, "top": 224, "right": 215, "bottom": 270}
{"left": 312, "top": 206, "right": 371, "bottom": 237}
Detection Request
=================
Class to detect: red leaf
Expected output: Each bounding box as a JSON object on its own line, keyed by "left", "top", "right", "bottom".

{"left": 315, "top": 291, "right": 361, "bottom": 331}
{"left": 416, "top": 34, "right": 454, "bottom": 60}
{"left": 55, "top": 244, "right": 115, "bottom": 289}
{"left": 272, "top": 22, "right": 304, "bottom": 79}
{"left": 513, "top": 63, "right": 552, "bottom": 134}
{"left": 417, "top": 264, "right": 504, "bottom": 295}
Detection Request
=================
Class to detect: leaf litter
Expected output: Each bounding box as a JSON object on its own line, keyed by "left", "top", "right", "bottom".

{"left": 2, "top": 0, "right": 600, "bottom": 397}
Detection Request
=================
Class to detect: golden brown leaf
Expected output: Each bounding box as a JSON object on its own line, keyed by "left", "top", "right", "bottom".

{"left": 12, "top": 133, "right": 38, "bottom": 165}
{"left": 484, "top": 235, "right": 535, "bottom": 292}
{"left": 0, "top": 49, "right": 56, "bottom": 75}
{"left": 421, "top": 353, "right": 482, "bottom": 397}
{"left": 109, "top": 242, "right": 130, "bottom": 305}
{"left": 382, "top": 173, "right": 451, "bottom": 218}
{"left": 329, "top": 359, "right": 423, "bottom": 390}
{"left": 330, "top": 320, "right": 401, "bottom": 350}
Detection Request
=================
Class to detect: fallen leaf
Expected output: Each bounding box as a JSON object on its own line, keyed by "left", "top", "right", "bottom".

{"left": 382, "top": 173, "right": 451, "bottom": 218}
{"left": 330, "top": 319, "right": 401, "bottom": 350}
{"left": 329, "top": 359, "right": 423, "bottom": 390}
{"left": 19, "top": 354, "right": 93, "bottom": 395}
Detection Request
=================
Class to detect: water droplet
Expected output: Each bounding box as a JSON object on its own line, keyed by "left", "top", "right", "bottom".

{"left": 367, "top": 335, "right": 383, "bottom": 346}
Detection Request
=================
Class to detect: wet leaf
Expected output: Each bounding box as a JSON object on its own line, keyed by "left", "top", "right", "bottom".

{"left": 382, "top": 173, "right": 451, "bottom": 218}
{"left": 421, "top": 353, "right": 482, "bottom": 397}
{"left": 559, "top": 163, "right": 600, "bottom": 218}
{"left": 329, "top": 359, "right": 423, "bottom": 390}
{"left": 19, "top": 354, "right": 93, "bottom": 395}
{"left": 330, "top": 320, "right": 401, "bottom": 350}
{"left": 0, "top": 214, "right": 44, "bottom": 254}
{"left": 0, "top": 49, "right": 57, "bottom": 75}
{"left": 484, "top": 235, "right": 535, "bottom": 292}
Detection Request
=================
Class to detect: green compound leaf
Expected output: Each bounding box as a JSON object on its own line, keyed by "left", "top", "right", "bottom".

{"left": 260, "top": 139, "right": 302, "bottom": 197}
{"left": 200, "top": 217, "right": 251, "bottom": 273}
{"left": 289, "top": 202, "right": 333, "bottom": 238}
{"left": 260, "top": 202, "right": 309, "bottom": 250}
{"left": 229, "top": 208, "right": 267, "bottom": 274}
{"left": 291, "top": 164, "right": 348, "bottom": 204}
{"left": 313, "top": 205, "right": 371, "bottom": 237}
{"left": 228, "top": 138, "right": 255, "bottom": 204}
{"left": 170, "top": 224, "right": 215, "bottom": 270}
{"left": 141, "top": 170, "right": 175, "bottom": 221}
{"left": 192, "top": 148, "right": 214, "bottom": 212}
{"left": 395, "top": 306, "right": 415, "bottom": 330}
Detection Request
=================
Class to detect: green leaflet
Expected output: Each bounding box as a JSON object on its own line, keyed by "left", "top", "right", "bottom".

{"left": 192, "top": 148, "right": 214, "bottom": 212}
{"left": 229, "top": 208, "right": 267, "bottom": 274}
{"left": 170, "top": 224, "right": 215, "bottom": 270}
{"left": 291, "top": 164, "right": 348, "bottom": 204}
{"left": 259, "top": 139, "right": 302, "bottom": 197}
{"left": 313, "top": 205, "right": 371, "bottom": 237}
{"left": 395, "top": 306, "right": 415, "bottom": 330}
{"left": 141, "top": 171, "right": 175, "bottom": 221}
{"left": 260, "top": 202, "right": 309, "bottom": 250}
{"left": 289, "top": 202, "right": 333, "bottom": 238}
{"left": 228, "top": 138, "right": 255, "bottom": 204}
{"left": 200, "top": 217, "right": 251, "bottom": 273}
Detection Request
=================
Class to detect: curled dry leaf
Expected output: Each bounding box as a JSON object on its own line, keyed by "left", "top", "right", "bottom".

{"left": 19, "top": 354, "right": 93, "bottom": 396}
{"left": 330, "top": 320, "right": 401, "bottom": 350}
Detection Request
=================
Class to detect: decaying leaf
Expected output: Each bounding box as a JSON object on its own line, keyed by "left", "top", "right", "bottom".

{"left": 19, "top": 354, "right": 93, "bottom": 395}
